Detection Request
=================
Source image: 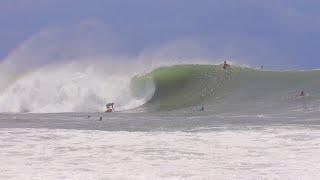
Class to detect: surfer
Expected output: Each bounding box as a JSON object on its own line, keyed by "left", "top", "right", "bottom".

{"left": 300, "top": 91, "right": 306, "bottom": 97}
{"left": 223, "top": 61, "right": 231, "bottom": 70}
{"left": 106, "top": 102, "right": 115, "bottom": 112}
{"left": 193, "top": 106, "right": 204, "bottom": 112}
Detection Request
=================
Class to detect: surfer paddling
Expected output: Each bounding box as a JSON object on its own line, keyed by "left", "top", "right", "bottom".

{"left": 105, "top": 102, "right": 115, "bottom": 112}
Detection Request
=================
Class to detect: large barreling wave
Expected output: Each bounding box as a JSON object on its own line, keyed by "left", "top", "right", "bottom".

{"left": 1, "top": 60, "right": 320, "bottom": 114}
{"left": 132, "top": 64, "right": 320, "bottom": 114}
{"left": 1, "top": 21, "right": 320, "bottom": 114}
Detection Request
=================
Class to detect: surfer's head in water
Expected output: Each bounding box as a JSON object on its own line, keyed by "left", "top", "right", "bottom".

{"left": 300, "top": 91, "right": 306, "bottom": 96}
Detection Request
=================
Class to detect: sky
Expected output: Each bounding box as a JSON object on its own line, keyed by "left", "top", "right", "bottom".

{"left": 1, "top": 0, "right": 320, "bottom": 69}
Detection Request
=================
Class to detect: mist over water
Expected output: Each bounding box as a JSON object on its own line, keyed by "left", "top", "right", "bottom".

{"left": 0, "top": 21, "right": 221, "bottom": 113}
{"left": 0, "top": 22, "right": 159, "bottom": 113}
{"left": 0, "top": 61, "right": 156, "bottom": 113}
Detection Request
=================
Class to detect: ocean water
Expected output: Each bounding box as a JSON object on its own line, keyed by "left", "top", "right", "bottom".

{"left": 1, "top": 64, "right": 320, "bottom": 179}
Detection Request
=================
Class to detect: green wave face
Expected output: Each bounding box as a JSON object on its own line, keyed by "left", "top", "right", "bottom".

{"left": 131, "top": 64, "right": 231, "bottom": 111}
{"left": 132, "top": 64, "right": 320, "bottom": 113}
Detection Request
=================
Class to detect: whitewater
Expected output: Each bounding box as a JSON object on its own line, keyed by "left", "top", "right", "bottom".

{"left": 1, "top": 26, "right": 320, "bottom": 179}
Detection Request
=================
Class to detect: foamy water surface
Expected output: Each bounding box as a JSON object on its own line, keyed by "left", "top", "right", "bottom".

{"left": 1, "top": 125, "right": 320, "bottom": 180}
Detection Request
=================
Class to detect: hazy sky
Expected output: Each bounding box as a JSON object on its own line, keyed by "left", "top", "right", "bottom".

{"left": 1, "top": 0, "right": 320, "bottom": 69}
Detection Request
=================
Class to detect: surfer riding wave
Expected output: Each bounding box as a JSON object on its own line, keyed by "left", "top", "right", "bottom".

{"left": 105, "top": 102, "right": 115, "bottom": 112}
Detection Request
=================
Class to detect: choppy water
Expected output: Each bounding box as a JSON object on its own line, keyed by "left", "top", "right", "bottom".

{"left": 1, "top": 112, "right": 320, "bottom": 180}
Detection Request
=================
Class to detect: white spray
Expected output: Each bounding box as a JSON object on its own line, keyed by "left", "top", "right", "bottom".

{"left": 0, "top": 21, "right": 220, "bottom": 113}
{"left": 0, "top": 21, "right": 155, "bottom": 113}
{"left": 0, "top": 58, "right": 155, "bottom": 113}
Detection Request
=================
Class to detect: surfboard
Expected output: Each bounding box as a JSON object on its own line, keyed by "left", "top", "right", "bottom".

{"left": 105, "top": 109, "right": 112, "bottom": 113}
